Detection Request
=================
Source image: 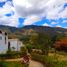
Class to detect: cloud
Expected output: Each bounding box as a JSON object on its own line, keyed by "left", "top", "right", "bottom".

{"left": 23, "top": 16, "right": 41, "bottom": 25}
{"left": 13, "top": 0, "right": 67, "bottom": 19}
{"left": 0, "top": 17, "right": 18, "bottom": 27}
{"left": 58, "top": 8, "right": 67, "bottom": 18}
{"left": 0, "top": 0, "right": 67, "bottom": 28}
{"left": 0, "top": 1, "right": 14, "bottom": 16}
{"left": 43, "top": 23, "right": 50, "bottom": 26}
{"left": 0, "top": 1, "right": 20, "bottom": 27}
{"left": 51, "top": 22, "right": 57, "bottom": 25}
{"left": 46, "top": 0, "right": 67, "bottom": 19}
{"left": 0, "top": 14, "right": 19, "bottom": 27}
{"left": 13, "top": 0, "right": 50, "bottom": 17}
{"left": 56, "top": 25, "right": 62, "bottom": 27}
{"left": 12, "top": 0, "right": 67, "bottom": 27}
{"left": 62, "top": 20, "right": 67, "bottom": 23}
{"left": 0, "top": 0, "right": 6, "bottom": 2}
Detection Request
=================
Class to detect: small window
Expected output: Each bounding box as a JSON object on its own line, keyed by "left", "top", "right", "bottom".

{"left": 0, "top": 31, "right": 2, "bottom": 34}
{"left": 5, "top": 32, "right": 7, "bottom": 36}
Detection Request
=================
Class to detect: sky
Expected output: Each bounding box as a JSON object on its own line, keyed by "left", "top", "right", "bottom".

{"left": 0, "top": 0, "right": 67, "bottom": 28}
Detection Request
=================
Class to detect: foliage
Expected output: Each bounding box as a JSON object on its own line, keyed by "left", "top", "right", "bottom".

{"left": 0, "top": 58, "right": 6, "bottom": 67}
{"left": 51, "top": 34, "right": 65, "bottom": 47}
{"left": 29, "top": 33, "right": 52, "bottom": 55}
{"left": 20, "top": 46, "right": 27, "bottom": 56}
{"left": 20, "top": 32, "right": 52, "bottom": 55}
{"left": 26, "top": 44, "right": 34, "bottom": 53}
{"left": 31, "top": 53, "right": 54, "bottom": 67}
{"left": 31, "top": 53, "right": 67, "bottom": 67}
{"left": 0, "top": 61, "right": 28, "bottom": 67}
{"left": 19, "top": 35, "right": 30, "bottom": 45}
{"left": 54, "top": 37, "right": 67, "bottom": 51}
{"left": 6, "top": 51, "right": 19, "bottom": 59}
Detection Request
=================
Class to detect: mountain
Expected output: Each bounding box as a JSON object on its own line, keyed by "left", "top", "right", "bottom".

{"left": 0, "top": 25, "right": 22, "bottom": 39}
{"left": 0, "top": 25, "right": 67, "bottom": 38}
{"left": 22, "top": 25, "right": 67, "bottom": 36}
{"left": 0, "top": 25, "right": 20, "bottom": 32}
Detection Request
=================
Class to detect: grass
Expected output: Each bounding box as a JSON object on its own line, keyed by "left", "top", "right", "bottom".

{"left": 53, "top": 61, "right": 67, "bottom": 67}
{"left": 31, "top": 53, "right": 54, "bottom": 67}
{"left": 0, "top": 61, "right": 28, "bottom": 67}
{"left": 31, "top": 52, "right": 67, "bottom": 67}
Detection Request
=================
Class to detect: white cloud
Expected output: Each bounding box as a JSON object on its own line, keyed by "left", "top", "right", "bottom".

{"left": 2, "top": 16, "right": 19, "bottom": 27}
{"left": 0, "top": 1, "right": 20, "bottom": 27}
{"left": 51, "top": 22, "right": 57, "bottom": 25}
{"left": 43, "top": 23, "right": 50, "bottom": 26}
{"left": 0, "top": 0, "right": 67, "bottom": 27}
{"left": 13, "top": 0, "right": 50, "bottom": 17}
{"left": 12, "top": 0, "right": 67, "bottom": 26}
{"left": 13, "top": 0, "right": 67, "bottom": 19}
{"left": 23, "top": 16, "right": 41, "bottom": 25}
{"left": 56, "top": 25, "right": 62, "bottom": 27}
{"left": 46, "top": 0, "right": 67, "bottom": 19}
{"left": 58, "top": 8, "right": 67, "bottom": 18}
{"left": 0, "top": 1, "right": 15, "bottom": 16}
{"left": 0, "top": 14, "right": 19, "bottom": 27}
{"left": 0, "top": 0, "right": 6, "bottom": 2}
{"left": 62, "top": 20, "right": 67, "bottom": 23}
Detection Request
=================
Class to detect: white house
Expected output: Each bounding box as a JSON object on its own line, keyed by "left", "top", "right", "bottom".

{"left": 8, "top": 39, "right": 23, "bottom": 51}
{"left": 0, "top": 30, "right": 23, "bottom": 54}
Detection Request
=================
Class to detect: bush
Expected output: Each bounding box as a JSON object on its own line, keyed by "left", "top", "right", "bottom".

{"left": 31, "top": 53, "right": 54, "bottom": 67}
{"left": 0, "top": 61, "right": 28, "bottom": 67}
{"left": 0, "top": 58, "right": 6, "bottom": 67}
{"left": 31, "top": 53, "right": 67, "bottom": 67}
{"left": 0, "top": 52, "right": 22, "bottom": 59}
{"left": 6, "top": 50, "right": 21, "bottom": 59}
{"left": 0, "top": 46, "right": 27, "bottom": 59}
{"left": 20, "top": 46, "right": 27, "bottom": 56}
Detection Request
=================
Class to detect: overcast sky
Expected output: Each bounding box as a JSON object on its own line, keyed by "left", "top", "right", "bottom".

{"left": 0, "top": 0, "right": 67, "bottom": 28}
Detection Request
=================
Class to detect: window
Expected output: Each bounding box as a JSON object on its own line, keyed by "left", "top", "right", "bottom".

{"left": 5, "top": 32, "right": 7, "bottom": 36}
{"left": 0, "top": 31, "right": 2, "bottom": 34}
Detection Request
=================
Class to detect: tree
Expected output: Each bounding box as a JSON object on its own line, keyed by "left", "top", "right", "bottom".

{"left": 29, "top": 33, "right": 51, "bottom": 55}
{"left": 20, "top": 46, "right": 27, "bottom": 56}
{"left": 26, "top": 44, "right": 34, "bottom": 53}
{"left": 19, "top": 35, "right": 30, "bottom": 45}
{"left": 51, "top": 34, "right": 65, "bottom": 47}
{"left": 54, "top": 37, "right": 67, "bottom": 52}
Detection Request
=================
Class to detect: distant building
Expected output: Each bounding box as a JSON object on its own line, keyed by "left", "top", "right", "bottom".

{"left": 0, "top": 30, "right": 23, "bottom": 54}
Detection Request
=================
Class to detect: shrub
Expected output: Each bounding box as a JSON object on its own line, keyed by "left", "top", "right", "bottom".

{"left": 31, "top": 53, "right": 54, "bottom": 67}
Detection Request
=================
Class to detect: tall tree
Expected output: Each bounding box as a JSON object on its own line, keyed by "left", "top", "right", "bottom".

{"left": 29, "top": 33, "right": 51, "bottom": 55}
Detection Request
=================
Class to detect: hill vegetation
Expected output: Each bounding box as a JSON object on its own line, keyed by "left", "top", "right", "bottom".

{"left": 0, "top": 25, "right": 67, "bottom": 38}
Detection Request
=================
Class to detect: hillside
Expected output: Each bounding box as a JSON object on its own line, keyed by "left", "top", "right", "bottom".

{"left": 0, "top": 25, "right": 67, "bottom": 38}
{"left": 22, "top": 25, "right": 67, "bottom": 36}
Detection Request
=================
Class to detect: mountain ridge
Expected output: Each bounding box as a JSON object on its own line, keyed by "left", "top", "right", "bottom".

{"left": 0, "top": 25, "right": 67, "bottom": 38}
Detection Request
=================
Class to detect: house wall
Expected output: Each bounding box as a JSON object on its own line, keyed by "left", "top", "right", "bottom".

{"left": 0, "top": 31, "right": 23, "bottom": 54}
{"left": 9, "top": 39, "right": 23, "bottom": 51}
{"left": 0, "top": 32, "right": 8, "bottom": 54}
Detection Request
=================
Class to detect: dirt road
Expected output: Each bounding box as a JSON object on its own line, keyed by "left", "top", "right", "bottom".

{"left": 29, "top": 60, "right": 44, "bottom": 67}
{"left": 3, "top": 58, "right": 44, "bottom": 67}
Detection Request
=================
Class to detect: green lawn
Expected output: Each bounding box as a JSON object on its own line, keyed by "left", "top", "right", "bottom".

{"left": 0, "top": 61, "right": 28, "bottom": 67}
